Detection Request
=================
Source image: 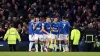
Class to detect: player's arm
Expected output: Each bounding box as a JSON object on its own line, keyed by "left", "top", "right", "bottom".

{"left": 51, "top": 23, "right": 57, "bottom": 32}
{"left": 42, "top": 26, "right": 49, "bottom": 34}
{"left": 51, "top": 24, "right": 59, "bottom": 32}
{"left": 33, "top": 23, "right": 38, "bottom": 30}
{"left": 41, "top": 23, "right": 49, "bottom": 34}
{"left": 51, "top": 28, "right": 58, "bottom": 32}
{"left": 56, "top": 23, "right": 59, "bottom": 32}
{"left": 51, "top": 25, "right": 57, "bottom": 32}
{"left": 51, "top": 27, "right": 54, "bottom": 32}
{"left": 15, "top": 29, "right": 21, "bottom": 42}
{"left": 55, "top": 29, "right": 58, "bottom": 32}
{"left": 68, "top": 22, "right": 71, "bottom": 28}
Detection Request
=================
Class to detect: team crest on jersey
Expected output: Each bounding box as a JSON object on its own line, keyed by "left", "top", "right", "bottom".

{"left": 36, "top": 28, "right": 40, "bottom": 30}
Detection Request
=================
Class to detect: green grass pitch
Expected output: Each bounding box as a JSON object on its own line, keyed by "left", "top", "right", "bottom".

{"left": 0, "top": 52, "right": 100, "bottom": 56}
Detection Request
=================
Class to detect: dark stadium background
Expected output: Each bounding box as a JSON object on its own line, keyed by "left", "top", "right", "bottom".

{"left": 0, "top": 0, "right": 100, "bottom": 51}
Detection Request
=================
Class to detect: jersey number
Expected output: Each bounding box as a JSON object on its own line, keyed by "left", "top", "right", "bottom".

{"left": 63, "top": 24, "right": 66, "bottom": 28}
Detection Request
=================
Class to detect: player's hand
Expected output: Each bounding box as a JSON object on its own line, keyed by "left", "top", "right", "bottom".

{"left": 34, "top": 24, "right": 37, "bottom": 26}
{"left": 19, "top": 40, "right": 21, "bottom": 42}
{"left": 3, "top": 39, "right": 6, "bottom": 41}
{"left": 19, "top": 40, "right": 21, "bottom": 43}
{"left": 33, "top": 23, "right": 38, "bottom": 30}
{"left": 34, "top": 23, "right": 38, "bottom": 28}
{"left": 40, "top": 30, "right": 43, "bottom": 32}
{"left": 3, "top": 38, "right": 6, "bottom": 41}
{"left": 51, "top": 30, "right": 54, "bottom": 32}
{"left": 46, "top": 32, "right": 49, "bottom": 34}
{"left": 53, "top": 30, "right": 58, "bottom": 32}
{"left": 35, "top": 22, "right": 39, "bottom": 26}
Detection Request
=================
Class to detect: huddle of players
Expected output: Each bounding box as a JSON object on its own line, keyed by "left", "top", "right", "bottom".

{"left": 28, "top": 16, "right": 70, "bottom": 52}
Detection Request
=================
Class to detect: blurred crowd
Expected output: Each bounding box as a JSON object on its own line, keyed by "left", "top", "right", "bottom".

{"left": 0, "top": 0, "right": 100, "bottom": 41}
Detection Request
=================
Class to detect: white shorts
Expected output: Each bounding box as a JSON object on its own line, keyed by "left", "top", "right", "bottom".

{"left": 59, "top": 34, "right": 69, "bottom": 40}
{"left": 29, "top": 34, "right": 34, "bottom": 41}
{"left": 43, "top": 34, "right": 52, "bottom": 41}
{"left": 51, "top": 34, "right": 58, "bottom": 40}
{"left": 34, "top": 34, "right": 44, "bottom": 41}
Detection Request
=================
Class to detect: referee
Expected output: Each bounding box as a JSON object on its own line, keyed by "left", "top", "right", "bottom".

{"left": 3, "top": 24, "right": 21, "bottom": 51}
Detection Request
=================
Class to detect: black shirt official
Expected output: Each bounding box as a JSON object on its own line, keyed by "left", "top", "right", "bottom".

{"left": 83, "top": 23, "right": 97, "bottom": 51}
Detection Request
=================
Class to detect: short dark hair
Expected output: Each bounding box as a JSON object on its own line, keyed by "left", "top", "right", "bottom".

{"left": 62, "top": 16, "right": 66, "bottom": 20}
{"left": 46, "top": 16, "right": 50, "bottom": 19}
{"left": 46, "top": 17, "right": 51, "bottom": 20}
{"left": 31, "top": 16, "right": 34, "bottom": 19}
{"left": 35, "top": 17, "right": 39, "bottom": 18}
{"left": 62, "top": 16, "right": 69, "bottom": 20}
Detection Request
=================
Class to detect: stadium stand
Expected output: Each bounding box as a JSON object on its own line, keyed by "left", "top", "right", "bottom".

{"left": 0, "top": 0, "right": 100, "bottom": 52}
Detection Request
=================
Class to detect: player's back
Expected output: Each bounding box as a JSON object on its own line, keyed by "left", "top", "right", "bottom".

{"left": 28, "top": 21, "right": 34, "bottom": 35}
{"left": 59, "top": 20, "right": 70, "bottom": 34}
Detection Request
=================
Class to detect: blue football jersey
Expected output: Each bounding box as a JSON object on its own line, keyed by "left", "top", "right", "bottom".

{"left": 44, "top": 22, "right": 51, "bottom": 33}
{"left": 34, "top": 21, "right": 44, "bottom": 34}
{"left": 51, "top": 22, "right": 59, "bottom": 34}
{"left": 59, "top": 20, "right": 70, "bottom": 34}
{"left": 28, "top": 21, "right": 34, "bottom": 35}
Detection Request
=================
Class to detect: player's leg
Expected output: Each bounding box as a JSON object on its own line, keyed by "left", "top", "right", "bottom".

{"left": 60, "top": 34, "right": 66, "bottom": 52}
{"left": 39, "top": 35, "right": 44, "bottom": 52}
{"left": 44, "top": 34, "right": 49, "bottom": 52}
{"left": 29, "top": 35, "right": 34, "bottom": 52}
{"left": 54, "top": 35, "right": 59, "bottom": 52}
{"left": 49, "top": 34, "right": 55, "bottom": 52}
{"left": 46, "top": 34, "right": 52, "bottom": 51}
{"left": 64, "top": 34, "right": 69, "bottom": 52}
{"left": 34, "top": 34, "right": 39, "bottom": 52}
{"left": 59, "top": 34, "right": 63, "bottom": 51}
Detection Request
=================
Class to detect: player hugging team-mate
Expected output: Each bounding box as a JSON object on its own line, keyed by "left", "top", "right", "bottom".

{"left": 50, "top": 17, "right": 59, "bottom": 52}
{"left": 43, "top": 17, "right": 52, "bottom": 52}
{"left": 33, "top": 17, "right": 43, "bottom": 52}
{"left": 28, "top": 16, "right": 70, "bottom": 52}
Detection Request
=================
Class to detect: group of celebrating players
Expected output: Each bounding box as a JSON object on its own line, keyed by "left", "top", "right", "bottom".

{"left": 28, "top": 16, "right": 70, "bottom": 52}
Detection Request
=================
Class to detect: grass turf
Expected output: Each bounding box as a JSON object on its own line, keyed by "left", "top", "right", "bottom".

{"left": 0, "top": 52, "right": 100, "bottom": 56}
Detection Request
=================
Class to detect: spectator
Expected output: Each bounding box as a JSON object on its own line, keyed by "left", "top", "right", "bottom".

{"left": 0, "top": 26, "right": 5, "bottom": 41}
{"left": 21, "top": 22, "right": 28, "bottom": 41}
{"left": 83, "top": 23, "right": 97, "bottom": 52}
{"left": 0, "top": 0, "right": 99, "bottom": 52}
